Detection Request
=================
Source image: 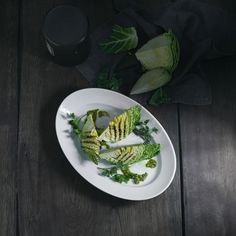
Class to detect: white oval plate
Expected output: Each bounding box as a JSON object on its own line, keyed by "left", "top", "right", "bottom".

{"left": 55, "top": 88, "right": 176, "bottom": 200}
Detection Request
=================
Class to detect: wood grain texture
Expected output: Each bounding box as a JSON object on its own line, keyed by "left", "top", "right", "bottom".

{"left": 0, "top": 1, "right": 18, "bottom": 235}
{"left": 179, "top": 0, "right": 236, "bottom": 235}
{"left": 111, "top": 98, "right": 183, "bottom": 236}
{"left": 180, "top": 57, "right": 236, "bottom": 236}
{"left": 102, "top": 1, "right": 184, "bottom": 234}
{"left": 17, "top": 0, "right": 183, "bottom": 236}
{"left": 18, "top": 0, "right": 118, "bottom": 236}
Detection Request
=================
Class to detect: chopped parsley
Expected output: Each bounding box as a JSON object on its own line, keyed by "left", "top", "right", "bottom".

{"left": 96, "top": 66, "right": 123, "bottom": 91}
{"left": 98, "top": 164, "right": 147, "bottom": 184}
{"left": 146, "top": 159, "right": 157, "bottom": 168}
{"left": 133, "top": 119, "right": 158, "bottom": 144}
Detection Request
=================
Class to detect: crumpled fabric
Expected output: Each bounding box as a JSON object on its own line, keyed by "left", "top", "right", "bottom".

{"left": 77, "top": 0, "right": 236, "bottom": 105}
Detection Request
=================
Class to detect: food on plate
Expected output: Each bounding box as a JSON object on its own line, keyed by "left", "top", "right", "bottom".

{"left": 68, "top": 105, "right": 160, "bottom": 184}
{"left": 100, "top": 143, "right": 160, "bottom": 165}
{"left": 80, "top": 114, "right": 101, "bottom": 164}
{"left": 98, "top": 105, "right": 141, "bottom": 142}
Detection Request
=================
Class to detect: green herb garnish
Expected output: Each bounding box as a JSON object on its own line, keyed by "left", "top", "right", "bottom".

{"left": 99, "top": 166, "right": 118, "bottom": 177}
{"left": 133, "top": 120, "right": 158, "bottom": 144}
{"left": 96, "top": 66, "right": 123, "bottom": 91}
{"left": 149, "top": 87, "right": 171, "bottom": 106}
{"left": 111, "top": 174, "right": 130, "bottom": 183}
{"left": 68, "top": 106, "right": 161, "bottom": 185}
{"left": 120, "top": 164, "right": 147, "bottom": 184}
{"left": 98, "top": 164, "right": 147, "bottom": 184}
{"left": 100, "top": 25, "right": 138, "bottom": 54}
{"left": 68, "top": 113, "right": 84, "bottom": 137}
{"left": 146, "top": 159, "right": 157, "bottom": 168}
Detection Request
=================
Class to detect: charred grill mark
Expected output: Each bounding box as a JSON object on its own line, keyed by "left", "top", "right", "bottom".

{"left": 116, "top": 153, "right": 125, "bottom": 161}
{"left": 108, "top": 125, "right": 112, "bottom": 137}
{"left": 120, "top": 151, "right": 134, "bottom": 162}
{"left": 127, "top": 115, "right": 130, "bottom": 136}
{"left": 82, "top": 138, "right": 99, "bottom": 145}
{"left": 119, "top": 116, "right": 124, "bottom": 140}
{"left": 110, "top": 125, "right": 116, "bottom": 142}
{"left": 86, "top": 134, "right": 97, "bottom": 138}
{"left": 81, "top": 138, "right": 100, "bottom": 153}
{"left": 108, "top": 124, "right": 113, "bottom": 141}
{"left": 123, "top": 153, "right": 136, "bottom": 164}
{"left": 114, "top": 121, "right": 119, "bottom": 142}
{"left": 82, "top": 143, "right": 99, "bottom": 150}
{"left": 82, "top": 146, "right": 99, "bottom": 153}
{"left": 123, "top": 116, "right": 126, "bottom": 137}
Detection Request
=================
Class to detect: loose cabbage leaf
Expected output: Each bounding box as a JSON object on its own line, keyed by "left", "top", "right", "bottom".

{"left": 130, "top": 68, "right": 171, "bottom": 95}
{"left": 100, "top": 25, "right": 138, "bottom": 54}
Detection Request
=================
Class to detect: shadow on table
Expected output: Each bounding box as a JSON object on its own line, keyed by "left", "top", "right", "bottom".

{"left": 39, "top": 88, "right": 135, "bottom": 208}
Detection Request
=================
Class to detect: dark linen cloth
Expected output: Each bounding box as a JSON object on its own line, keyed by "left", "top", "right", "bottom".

{"left": 77, "top": 0, "right": 236, "bottom": 105}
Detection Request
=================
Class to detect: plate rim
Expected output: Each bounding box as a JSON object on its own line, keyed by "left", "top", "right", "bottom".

{"left": 55, "top": 88, "right": 177, "bottom": 200}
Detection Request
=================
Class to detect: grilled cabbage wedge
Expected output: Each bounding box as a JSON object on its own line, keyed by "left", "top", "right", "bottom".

{"left": 130, "top": 68, "right": 171, "bottom": 95}
{"left": 135, "top": 31, "right": 180, "bottom": 72}
{"left": 81, "top": 114, "right": 100, "bottom": 164}
{"left": 100, "top": 143, "right": 160, "bottom": 165}
{"left": 98, "top": 105, "right": 141, "bottom": 143}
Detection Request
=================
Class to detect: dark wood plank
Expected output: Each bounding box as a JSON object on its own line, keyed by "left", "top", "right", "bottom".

{"left": 0, "top": 1, "right": 19, "bottom": 235}
{"left": 112, "top": 101, "right": 183, "bottom": 236}
{"left": 179, "top": 0, "right": 236, "bottom": 235}
{"left": 18, "top": 0, "right": 114, "bottom": 235}
{"left": 180, "top": 57, "right": 236, "bottom": 236}
{"left": 18, "top": 1, "right": 182, "bottom": 236}
{"left": 96, "top": 0, "right": 184, "bottom": 234}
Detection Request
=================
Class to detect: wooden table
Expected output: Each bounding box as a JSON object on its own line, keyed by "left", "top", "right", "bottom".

{"left": 1, "top": 0, "right": 236, "bottom": 235}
